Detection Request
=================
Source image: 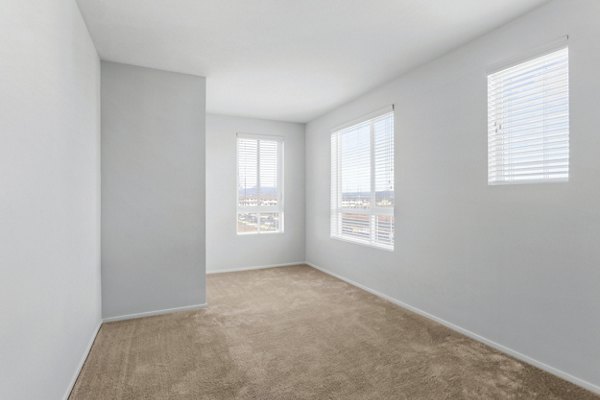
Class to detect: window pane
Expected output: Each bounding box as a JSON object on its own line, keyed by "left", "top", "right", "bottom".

{"left": 238, "top": 139, "right": 258, "bottom": 207}
{"left": 259, "top": 140, "right": 279, "bottom": 207}
{"left": 375, "top": 215, "right": 394, "bottom": 246}
{"left": 259, "top": 212, "right": 280, "bottom": 233}
{"left": 341, "top": 213, "right": 371, "bottom": 241}
{"left": 237, "top": 213, "right": 258, "bottom": 234}
{"left": 340, "top": 124, "right": 371, "bottom": 209}
{"left": 374, "top": 115, "right": 394, "bottom": 208}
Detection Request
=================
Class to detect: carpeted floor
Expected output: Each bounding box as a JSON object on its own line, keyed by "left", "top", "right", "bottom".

{"left": 70, "top": 265, "right": 598, "bottom": 399}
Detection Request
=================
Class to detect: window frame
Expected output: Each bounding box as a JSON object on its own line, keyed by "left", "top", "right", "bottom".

{"left": 487, "top": 44, "right": 570, "bottom": 185}
{"left": 236, "top": 133, "right": 284, "bottom": 235}
{"left": 330, "top": 107, "right": 395, "bottom": 251}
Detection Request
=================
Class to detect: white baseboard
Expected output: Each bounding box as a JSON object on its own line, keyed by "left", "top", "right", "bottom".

{"left": 305, "top": 261, "right": 600, "bottom": 396}
{"left": 103, "top": 303, "right": 208, "bottom": 323}
{"left": 63, "top": 320, "right": 102, "bottom": 400}
{"left": 207, "top": 261, "right": 305, "bottom": 275}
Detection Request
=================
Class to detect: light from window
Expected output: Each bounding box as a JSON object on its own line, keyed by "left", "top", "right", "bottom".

{"left": 488, "top": 47, "right": 569, "bottom": 184}
{"left": 331, "top": 109, "right": 394, "bottom": 250}
{"left": 237, "top": 134, "right": 283, "bottom": 234}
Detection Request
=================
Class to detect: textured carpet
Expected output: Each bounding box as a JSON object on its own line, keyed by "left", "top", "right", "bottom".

{"left": 70, "top": 265, "right": 598, "bottom": 399}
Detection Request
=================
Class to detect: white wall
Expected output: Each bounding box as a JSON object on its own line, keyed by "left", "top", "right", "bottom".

{"left": 0, "top": 1, "right": 101, "bottom": 399}
{"left": 206, "top": 114, "right": 305, "bottom": 272}
{"left": 306, "top": 0, "right": 600, "bottom": 391}
{"left": 101, "top": 62, "right": 206, "bottom": 319}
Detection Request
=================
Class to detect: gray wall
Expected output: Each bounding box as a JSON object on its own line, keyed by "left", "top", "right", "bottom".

{"left": 101, "top": 62, "right": 206, "bottom": 319}
{"left": 206, "top": 114, "right": 305, "bottom": 272}
{"left": 305, "top": 0, "right": 600, "bottom": 391}
{"left": 0, "top": 1, "right": 102, "bottom": 399}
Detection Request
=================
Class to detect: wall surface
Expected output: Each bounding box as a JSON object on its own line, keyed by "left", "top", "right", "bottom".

{"left": 101, "top": 62, "right": 206, "bottom": 319}
{"left": 305, "top": 0, "right": 600, "bottom": 391}
{"left": 0, "top": 1, "right": 102, "bottom": 399}
{"left": 206, "top": 114, "right": 305, "bottom": 272}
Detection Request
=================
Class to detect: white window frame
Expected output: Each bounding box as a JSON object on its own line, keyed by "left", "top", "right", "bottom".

{"left": 330, "top": 107, "right": 394, "bottom": 251}
{"left": 487, "top": 42, "right": 569, "bottom": 185}
{"left": 236, "top": 133, "right": 284, "bottom": 235}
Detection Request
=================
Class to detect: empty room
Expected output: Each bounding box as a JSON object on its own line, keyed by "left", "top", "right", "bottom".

{"left": 2, "top": 0, "right": 600, "bottom": 399}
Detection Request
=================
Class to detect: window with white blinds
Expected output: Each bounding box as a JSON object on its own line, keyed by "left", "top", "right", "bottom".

{"left": 237, "top": 134, "right": 283, "bottom": 234}
{"left": 331, "top": 109, "right": 394, "bottom": 250}
{"left": 488, "top": 47, "right": 569, "bottom": 184}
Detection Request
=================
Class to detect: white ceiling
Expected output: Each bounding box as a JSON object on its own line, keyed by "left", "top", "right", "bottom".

{"left": 77, "top": 0, "right": 549, "bottom": 123}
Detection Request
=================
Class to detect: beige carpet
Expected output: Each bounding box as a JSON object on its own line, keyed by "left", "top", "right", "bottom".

{"left": 70, "top": 265, "right": 598, "bottom": 399}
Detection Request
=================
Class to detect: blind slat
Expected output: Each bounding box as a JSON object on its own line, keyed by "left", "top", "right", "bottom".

{"left": 489, "top": 130, "right": 569, "bottom": 147}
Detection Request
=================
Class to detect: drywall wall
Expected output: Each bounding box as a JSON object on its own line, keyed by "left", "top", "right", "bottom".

{"left": 0, "top": 1, "right": 101, "bottom": 399}
{"left": 305, "top": 0, "right": 600, "bottom": 391}
{"left": 101, "top": 62, "right": 206, "bottom": 319}
{"left": 206, "top": 114, "right": 305, "bottom": 272}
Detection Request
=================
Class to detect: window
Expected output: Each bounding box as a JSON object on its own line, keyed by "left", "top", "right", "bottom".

{"left": 331, "top": 108, "right": 394, "bottom": 250}
{"left": 237, "top": 134, "right": 283, "bottom": 234}
{"left": 488, "top": 47, "right": 569, "bottom": 184}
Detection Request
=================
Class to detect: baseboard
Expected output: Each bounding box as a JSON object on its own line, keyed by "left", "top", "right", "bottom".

{"left": 207, "top": 261, "right": 305, "bottom": 274}
{"left": 103, "top": 303, "right": 207, "bottom": 323}
{"left": 63, "top": 320, "right": 102, "bottom": 400}
{"left": 305, "top": 261, "right": 600, "bottom": 396}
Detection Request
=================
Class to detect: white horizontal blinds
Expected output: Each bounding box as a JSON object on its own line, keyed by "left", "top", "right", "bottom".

{"left": 237, "top": 135, "right": 283, "bottom": 234}
{"left": 330, "top": 133, "right": 339, "bottom": 237}
{"left": 259, "top": 140, "right": 278, "bottom": 207}
{"left": 373, "top": 113, "right": 394, "bottom": 247}
{"left": 238, "top": 138, "right": 258, "bottom": 207}
{"left": 331, "top": 109, "right": 394, "bottom": 249}
{"left": 488, "top": 47, "right": 569, "bottom": 184}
